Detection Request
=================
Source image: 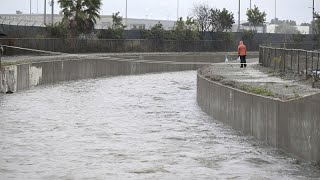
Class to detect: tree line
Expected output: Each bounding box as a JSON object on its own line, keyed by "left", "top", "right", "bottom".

{"left": 46, "top": 0, "right": 314, "bottom": 42}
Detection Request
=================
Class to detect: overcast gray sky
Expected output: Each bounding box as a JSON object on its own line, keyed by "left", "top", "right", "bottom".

{"left": 1, "top": 0, "right": 319, "bottom": 24}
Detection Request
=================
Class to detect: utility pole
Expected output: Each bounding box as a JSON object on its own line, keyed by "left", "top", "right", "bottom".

{"left": 125, "top": 0, "right": 128, "bottom": 26}
{"left": 312, "top": 0, "right": 315, "bottom": 35}
{"left": 51, "top": 0, "right": 54, "bottom": 24}
{"left": 275, "top": 0, "right": 277, "bottom": 22}
{"left": 30, "top": 0, "right": 32, "bottom": 15}
{"left": 249, "top": 0, "right": 252, "bottom": 29}
{"left": 177, "top": 0, "right": 179, "bottom": 20}
{"left": 37, "top": 0, "right": 39, "bottom": 14}
{"left": 238, "top": 0, "right": 240, "bottom": 32}
{"left": 44, "top": 0, "right": 47, "bottom": 24}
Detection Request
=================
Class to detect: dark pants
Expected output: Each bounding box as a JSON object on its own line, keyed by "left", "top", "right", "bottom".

{"left": 240, "top": 55, "right": 246, "bottom": 67}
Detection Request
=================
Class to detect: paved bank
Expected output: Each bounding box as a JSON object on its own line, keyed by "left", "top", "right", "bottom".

{"left": 197, "top": 59, "right": 320, "bottom": 163}
{"left": 199, "top": 58, "right": 320, "bottom": 100}
{"left": 0, "top": 52, "right": 258, "bottom": 65}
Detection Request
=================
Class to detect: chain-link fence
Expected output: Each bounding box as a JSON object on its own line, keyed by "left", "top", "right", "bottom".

{"left": 0, "top": 38, "right": 239, "bottom": 55}
{"left": 259, "top": 45, "right": 320, "bottom": 77}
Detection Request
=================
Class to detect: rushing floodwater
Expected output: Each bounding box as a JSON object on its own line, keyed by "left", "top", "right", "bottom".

{"left": 0, "top": 71, "right": 319, "bottom": 180}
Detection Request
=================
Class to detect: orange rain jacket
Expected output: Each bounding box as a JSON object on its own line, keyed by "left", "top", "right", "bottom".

{"left": 238, "top": 41, "right": 247, "bottom": 56}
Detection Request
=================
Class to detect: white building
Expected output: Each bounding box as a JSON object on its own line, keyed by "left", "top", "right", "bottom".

{"left": 0, "top": 14, "right": 176, "bottom": 30}
{"left": 265, "top": 24, "right": 309, "bottom": 34}
{"left": 231, "top": 21, "right": 265, "bottom": 33}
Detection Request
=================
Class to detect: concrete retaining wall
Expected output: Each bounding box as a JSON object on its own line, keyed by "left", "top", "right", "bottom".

{"left": 197, "top": 73, "right": 320, "bottom": 163}
{"left": 0, "top": 57, "right": 206, "bottom": 93}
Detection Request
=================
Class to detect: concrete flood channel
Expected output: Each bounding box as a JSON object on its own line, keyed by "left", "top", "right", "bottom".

{"left": 0, "top": 52, "right": 320, "bottom": 179}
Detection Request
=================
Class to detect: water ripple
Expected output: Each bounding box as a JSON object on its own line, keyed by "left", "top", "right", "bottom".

{"left": 0, "top": 71, "right": 319, "bottom": 179}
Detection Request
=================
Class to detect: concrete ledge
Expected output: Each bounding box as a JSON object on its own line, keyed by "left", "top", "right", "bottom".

{"left": 197, "top": 73, "right": 320, "bottom": 163}
{"left": 0, "top": 54, "right": 212, "bottom": 93}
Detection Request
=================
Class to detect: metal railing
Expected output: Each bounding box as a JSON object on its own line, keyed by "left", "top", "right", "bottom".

{"left": 262, "top": 42, "right": 320, "bottom": 51}
{"left": 259, "top": 45, "right": 320, "bottom": 77}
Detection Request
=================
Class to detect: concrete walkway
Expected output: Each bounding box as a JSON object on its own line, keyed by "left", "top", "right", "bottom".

{"left": 0, "top": 52, "right": 259, "bottom": 65}
{"left": 199, "top": 58, "right": 320, "bottom": 100}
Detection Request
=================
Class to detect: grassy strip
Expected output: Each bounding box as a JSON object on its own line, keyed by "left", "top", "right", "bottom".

{"left": 240, "top": 85, "right": 275, "bottom": 97}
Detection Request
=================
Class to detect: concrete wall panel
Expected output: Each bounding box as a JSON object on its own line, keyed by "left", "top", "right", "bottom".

{"left": 251, "top": 95, "right": 278, "bottom": 146}
{"left": 197, "top": 73, "right": 320, "bottom": 163}
{"left": 31, "top": 62, "right": 54, "bottom": 86}
{"left": 1, "top": 55, "right": 210, "bottom": 93}
{"left": 16, "top": 64, "right": 29, "bottom": 91}
{"left": 53, "top": 61, "right": 64, "bottom": 83}
{"left": 0, "top": 66, "right": 17, "bottom": 92}
{"left": 280, "top": 95, "right": 320, "bottom": 161}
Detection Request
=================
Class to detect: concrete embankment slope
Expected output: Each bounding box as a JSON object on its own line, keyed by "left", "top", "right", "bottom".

{"left": 197, "top": 59, "right": 320, "bottom": 163}
{"left": 0, "top": 52, "right": 258, "bottom": 93}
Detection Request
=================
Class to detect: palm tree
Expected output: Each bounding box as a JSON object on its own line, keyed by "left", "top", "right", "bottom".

{"left": 58, "top": 0, "right": 102, "bottom": 35}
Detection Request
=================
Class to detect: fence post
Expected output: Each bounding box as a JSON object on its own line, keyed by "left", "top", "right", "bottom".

{"left": 0, "top": 45, "right": 3, "bottom": 69}
{"left": 262, "top": 46, "right": 264, "bottom": 65}
{"left": 274, "top": 48, "right": 277, "bottom": 71}
{"left": 290, "top": 49, "right": 293, "bottom": 70}
{"left": 261, "top": 46, "right": 265, "bottom": 66}
{"left": 298, "top": 50, "right": 300, "bottom": 73}
{"left": 266, "top": 48, "right": 270, "bottom": 67}
{"left": 306, "top": 51, "right": 308, "bottom": 76}
{"left": 316, "top": 53, "right": 320, "bottom": 73}
{"left": 259, "top": 46, "right": 262, "bottom": 64}
{"left": 312, "top": 51, "right": 314, "bottom": 74}
{"left": 283, "top": 49, "right": 286, "bottom": 72}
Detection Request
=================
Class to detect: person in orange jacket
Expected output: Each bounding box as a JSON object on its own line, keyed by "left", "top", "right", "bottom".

{"left": 238, "top": 41, "right": 247, "bottom": 68}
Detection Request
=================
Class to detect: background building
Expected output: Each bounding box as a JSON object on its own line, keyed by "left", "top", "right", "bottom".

{"left": 0, "top": 14, "right": 176, "bottom": 30}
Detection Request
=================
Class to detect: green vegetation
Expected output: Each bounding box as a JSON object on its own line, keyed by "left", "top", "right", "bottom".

{"left": 39, "top": 0, "right": 235, "bottom": 42}
{"left": 141, "top": 22, "right": 169, "bottom": 40}
{"left": 58, "top": 0, "right": 102, "bottom": 36}
{"left": 246, "top": 5, "right": 266, "bottom": 32}
{"left": 209, "top": 8, "right": 235, "bottom": 32}
{"left": 192, "top": 2, "right": 235, "bottom": 39}
{"left": 45, "top": 21, "right": 69, "bottom": 38}
{"left": 268, "top": 69, "right": 274, "bottom": 74}
{"left": 174, "top": 17, "right": 199, "bottom": 41}
{"left": 292, "top": 32, "right": 306, "bottom": 44}
{"left": 141, "top": 18, "right": 200, "bottom": 41}
{"left": 98, "top": 12, "right": 126, "bottom": 39}
{"left": 292, "top": 90, "right": 302, "bottom": 99}
{"left": 240, "top": 85, "right": 275, "bottom": 97}
{"left": 271, "top": 18, "right": 300, "bottom": 34}
{"left": 273, "top": 56, "right": 282, "bottom": 64}
{"left": 192, "top": 3, "right": 210, "bottom": 37}
{"left": 241, "top": 30, "right": 255, "bottom": 46}
{"left": 275, "top": 23, "right": 299, "bottom": 34}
